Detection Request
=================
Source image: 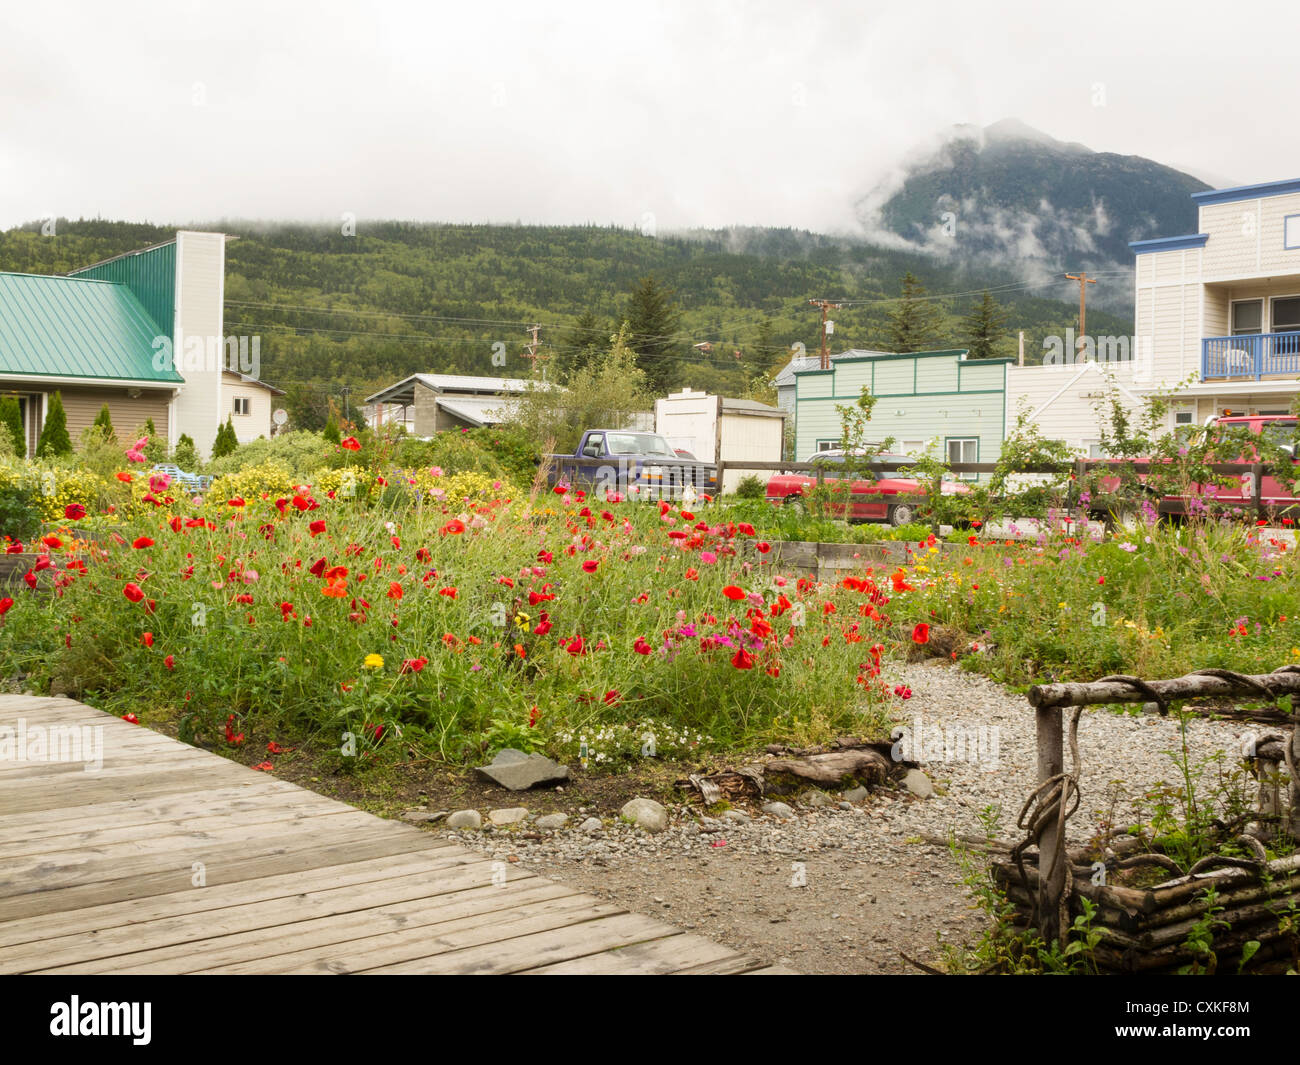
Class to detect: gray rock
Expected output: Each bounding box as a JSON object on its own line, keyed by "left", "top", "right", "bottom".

{"left": 762, "top": 801, "right": 795, "bottom": 819}
{"left": 838, "top": 801, "right": 852, "bottom": 810}
{"left": 580, "top": 817, "right": 603, "bottom": 834}
{"left": 903, "top": 769, "right": 935, "bottom": 799}
{"left": 401, "top": 809, "right": 447, "bottom": 824}
{"left": 620, "top": 797, "right": 669, "bottom": 833}
{"left": 800, "top": 789, "right": 834, "bottom": 808}
{"left": 488, "top": 807, "right": 529, "bottom": 825}
{"left": 446, "top": 809, "right": 482, "bottom": 830}
{"left": 842, "top": 786, "right": 870, "bottom": 802}
{"left": 475, "top": 748, "right": 570, "bottom": 791}
{"left": 535, "top": 813, "right": 568, "bottom": 831}
{"left": 721, "top": 810, "right": 750, "bottom": 824}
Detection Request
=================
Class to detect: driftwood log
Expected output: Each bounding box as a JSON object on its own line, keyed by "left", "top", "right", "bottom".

{"left": 678, "top": 739, "right": 907, "bottom": 802}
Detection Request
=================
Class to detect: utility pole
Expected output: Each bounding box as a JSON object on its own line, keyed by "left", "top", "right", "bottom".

{"left": 1065, "top": 272, "right": 1097, "bottom": 358}
{"left": 341, "top": 384, "right": 351, "bottom": 428}
{"left": 521, "top": 324, "right": 547, "bottom": 379}
{"left": 808, "top": 298, "right": 842, "bottom": 370}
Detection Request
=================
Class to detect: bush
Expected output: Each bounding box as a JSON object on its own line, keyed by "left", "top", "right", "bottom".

{"left": 733, "top": 475, "right": 767, "bottom": 500}
{"left": 174, "top": 434, "right": 199, "bottom": 472}
{"left": 206, "top": 430, "right": 328, "bottom": 480}
{"left": 35, "top": 392, "right": 72, "bottom": 458}
{"left": 0, "top": 481, "right": 41, "bottom": 540}
{"left": 93, "top": 405, "right": 117, "bottom": 443}
{"left": 0, "top": 397, "right": 23, "bottom": 456}
{"left": 207, "top": 460, "right": 296, "bottom": 507}
{"left": 211, "top": 416, "right": 239, "bottom": 460}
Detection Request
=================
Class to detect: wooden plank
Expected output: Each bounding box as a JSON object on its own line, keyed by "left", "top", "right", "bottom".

{"left": 30, "top": 865, "right": 559, "bottom": 975}
{"left": 520, "top": 934, "right": 745, "bottom": 974}
{"left": 0, "top": 826, "right": 443, "bottom": 920}
{"left": 0, "top": 751, "right": 230, "bottom": 789}
{"left": 671, "top": 953, "right": 773, "bottom": 975}
{"left": 0, "top": 850, "right": 458, "bottom": 949}
{"left": 0, "top": 764, "right": 260, "bottom": 814}
{"left": 198, "top": 895, "right": 633, "bottom": 974}
{"left": 361, "top": 912, "right": 685, "bottom": 975}
{"left": 742, "top": 965, "right": 801, "bottom": 974}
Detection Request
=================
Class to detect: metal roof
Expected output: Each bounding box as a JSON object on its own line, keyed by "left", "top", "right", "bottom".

{"left": 366, "top": 373, "right": 561, "bottom": 406}
{"left": 435, "top": 394, "right": 521, "bottom": 426}
{"left": 0, "top": 272, "right": 182, "bottom": 385}
{"left": 719, "top": 397, "right": 786, "bottom": 417}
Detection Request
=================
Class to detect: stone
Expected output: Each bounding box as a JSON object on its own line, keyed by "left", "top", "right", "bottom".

{"left": 721, "top": 810, "right": 750, "bottom": 824}
{"left": 446, "top": 809, "right": 482, "bottom": 830}
{"left": 401, "top": 809, "right": 447, "bottom": 824}
{"left": 535, "top": 813, "right": 568, "bottom": 831}
{"left": 761, "top": 801, "right": 795, "bottom": 819}
{"left": 475, "top": 748, "right": 570, "bottom": 791}
{"left": 842, "top": 786, "right": 870, "bottom": 802}
{"left": 580, "top": 817, "right": 603, "bottom": 833}
{"left": 488, "top": 807, "right": 529, "bottom": 825}
{"left": 800, "top": 789, "right": 834, "bottom": 808}
{"left": 620, "top": 797, "right": 670, "bottom": 833}
{"left": 903, "top": 769, "right": 934, "bottom": 799}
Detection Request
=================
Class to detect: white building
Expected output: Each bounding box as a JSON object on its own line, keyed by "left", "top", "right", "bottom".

{"left": 654, "top": 387, "right": 786, "bottom": 493}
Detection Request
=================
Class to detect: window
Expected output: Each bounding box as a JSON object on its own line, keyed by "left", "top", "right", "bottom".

{"left": 816, "top": 440, "right": 840, "bottom": 452}
{"left": 1086, "top": 442, "right": 1108, "bottom": 459}
{"left": 1175, "top": 411, "right": 1193, "bottom": 424}
{"left": 233, "top": 396, "right": 251, "bottom": 416}
{"left": 1286, "top": 214, "right": 1300, "bottom": 250}
{"left": 901, "top": 439, "right": 926, "bottom": 456}
{"left": 1272, "top": 296, "right": 1300, "bottom": 333}
{"left": 1232, "top": 300, "right": 1264, "bottom": 336}
{"left": 946, "top": 437, "right": 978, "bottom": 480}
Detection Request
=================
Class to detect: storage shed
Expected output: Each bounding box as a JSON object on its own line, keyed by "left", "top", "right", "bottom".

{"left": 654, "top": 388, "right": 787, "bottom": 493}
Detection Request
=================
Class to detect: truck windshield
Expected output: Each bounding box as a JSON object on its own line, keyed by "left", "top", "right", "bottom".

{"left": 605, "top": 433, "right": 677, "bottom": 457}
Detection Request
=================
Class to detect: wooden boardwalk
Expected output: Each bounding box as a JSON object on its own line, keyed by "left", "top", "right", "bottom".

{"left": 0, "top": 695, "right": 786, "bottom": 975}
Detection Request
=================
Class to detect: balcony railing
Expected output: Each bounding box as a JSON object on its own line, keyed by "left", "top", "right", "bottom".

{"left": 1203, "top": 331, "right": 1300, "bottom": 380}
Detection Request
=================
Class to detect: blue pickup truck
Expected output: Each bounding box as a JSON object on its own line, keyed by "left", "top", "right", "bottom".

{"left": 548, "top": 430, "right": 718, "bottom": 500}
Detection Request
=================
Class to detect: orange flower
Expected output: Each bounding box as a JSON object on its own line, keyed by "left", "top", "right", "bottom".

{"left": 322, "top": 576, "right": 348, "bottom": 598}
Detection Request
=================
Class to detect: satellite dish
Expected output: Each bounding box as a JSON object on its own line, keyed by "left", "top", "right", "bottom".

{"left": 272, "top": 408, "right": 288, "bottom": 426}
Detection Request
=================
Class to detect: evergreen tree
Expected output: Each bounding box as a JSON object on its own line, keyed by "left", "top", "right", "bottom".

{"left": 92, "top": 404, "right": 116, "bottom": 442}
{"left": 886, "top": 272, "right": 945, "bottom": 353}
{"left": 35, "top": 392, "right": 73, "bottom": 458}
{"left": 322, "top": 416, "right": 342, "bottom": 445}
{"left": 211, "top": 416, "right": 239, "bottom": 459}
{"left": 0, "top": 397, "right": 24, "bottom": 456}
{"left": 623, "top": 277, "right": 683, "bottom": 395}
{"left": 554, "top": 311, "right": 609, "bottom": 382}
{"left": 962, "top": 290, "right": 1011, "bottom": 360}
{"left": 174, "top": 434, "right": 199, "bottom": 471}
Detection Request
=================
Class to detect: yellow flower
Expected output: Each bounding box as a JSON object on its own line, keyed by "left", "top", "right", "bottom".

{"left": 364, "top": 653, "right": 385, "bottom": 670}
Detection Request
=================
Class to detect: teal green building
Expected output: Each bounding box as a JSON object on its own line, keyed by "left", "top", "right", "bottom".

{"left": 792, "top": 348, "right": 1010, "bottom": 478}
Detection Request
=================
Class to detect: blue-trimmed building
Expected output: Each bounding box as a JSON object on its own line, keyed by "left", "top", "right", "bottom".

{"left": 792, "top": 348, "right": 1009, "bottom": 478}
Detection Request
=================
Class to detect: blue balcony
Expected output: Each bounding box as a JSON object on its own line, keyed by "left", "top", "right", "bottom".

{"left": 1202, "top": 332, "right": 1300, "bottom": 380}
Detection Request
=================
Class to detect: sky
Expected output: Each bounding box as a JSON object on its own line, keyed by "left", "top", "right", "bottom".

{"left": 2, "top": 0, "right": 1297, "bottom": 234}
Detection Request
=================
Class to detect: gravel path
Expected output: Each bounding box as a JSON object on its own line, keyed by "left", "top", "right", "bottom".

{"left": 440, "top": 661, "right": 1252, "bottom": 973}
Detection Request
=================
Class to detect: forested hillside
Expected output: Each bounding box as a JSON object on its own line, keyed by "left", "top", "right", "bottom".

{"left": 0, "top": 218, "right": 1132, "bottom": 427}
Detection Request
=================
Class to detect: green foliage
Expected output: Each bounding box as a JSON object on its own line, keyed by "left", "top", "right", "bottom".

{"left": 733, "top": 475, "right": 767, "bottom": 500}
{"left": 35, "top": 392, "right": 72, "bottom": 459}
{"left": 961, "top": 290, "right": 1011, "bottom": 360}
{"left": 92, "top": 404, "right": 116, "bottom": 443}
{"left": 0, "top": 397, "right": 23, "bottom": 457}
{"left": 322, "top": 417, "right": 341, "bottom": 445}
{"left": 211, "top": 416, "right": 239, "bottom": 460}
{"left": 886, "top": 271, "right": 944, "bottom": 353}
{"left": 506, "top": 325, "right": 655, "bottom": 455}
{"left": 622, "top": 276, "right": 683, "bottom": 395}
{"left": 205, "top": 430, "right": 327, "bottom": 480}
{"left": 0, "top": 481, "right": 41, "bottom": 540}
{"left": 173, "top": 434, "right": 199, "bottom": 472}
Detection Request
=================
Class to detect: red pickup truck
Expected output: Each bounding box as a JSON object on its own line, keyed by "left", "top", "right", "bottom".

{"left": 1083, "top": 415, "right": 1300, "bottom": 519}
{"left": 765, "top": 450, "right": 971, "bottom": 526}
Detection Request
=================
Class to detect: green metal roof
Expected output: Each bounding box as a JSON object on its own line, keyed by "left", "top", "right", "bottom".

{"left": 0, "top": 272, "right": 183, "bottom": 384}
{"left": 68, "top": 241, "right": 176, "bottom": 337}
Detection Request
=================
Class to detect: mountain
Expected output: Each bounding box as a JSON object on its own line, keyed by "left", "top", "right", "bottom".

{"left": 858, "top": 119, "right": 1213, "bottom": 306}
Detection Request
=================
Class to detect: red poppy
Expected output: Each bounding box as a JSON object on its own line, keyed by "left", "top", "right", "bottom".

{"left": 440, "top": 518, "right": 466, "bottom": 536}
{"left": 322, "top": 577, "right": 348, "bottom": 598}
{"left": 4, "top": 542, "right": 21, "bottom": 554}
{"left": 63, "top": 503, "right": 86, "bottom": 520}
{"left": 228, "top": 497, "right": 246, "bottom": 508}
{"left": 581, "top": 559, "right": 599, "bottom": 574}
{"left": 340, "top": 436, "right": 361, "bottom": 451}
{"left": 912, "top": 623, "right": 930, "bottom": 644}
{"left": 123, "top": 582, "right": 145, "bottom": 603}
{"left": 41, "top": 535, "right": 61, "bottom": 549}
{"left": 684, "top": 567, "right": 699, "bottom": 581}
{"left": 387, "top": 581, "right": 403, "bottom": 599}
{"left": 121, "top": 712, "right": 139, "bottom": 724}
{"left": 141, "top": 632, "right": 154, "bottom": 647}
{"left": 132, "top": 536, "right": 154, "bottom": 549}
{"left": 309, "top": 519, "right": 327, "bottom": 537}
{"left": 164, "top": 654, "right": 174, "bottom": 670}
{"left": 324, "top": 565, "right": 348, "bottom": 579}
{"left": 722, "top": 585, "right": 746, "bottom": 601}
{"left": 756, "top": 542, "right": 770, "bottom": 554}
{"left": 438, "top": 586, "right": 458, "bottom": 599}
{"left": 564, "top": 635, "right": 587, "bottom": 656}
{"left": 731, "top": 646, "right": 755, "bottom": 670}
{"left": 0, "top": 597, "right": 13, "bottom": 617}
{"left": 633, "top": 636, "right": 652, "bottom": 655}
{"left": 400, "top": 656, "right": 428, "bottom": 674}
{"left": 534, "top": 611, "right": 552, "bottom": 636}
{"left": 252, "top": 761, "right": 274, "bottom": 772}
{"left": 115, "top": 471, "right": 134, "bottom": 483}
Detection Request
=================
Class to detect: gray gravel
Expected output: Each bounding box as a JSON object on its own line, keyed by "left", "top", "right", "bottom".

{"left": 435, "top": 660, "right": 1253, "bottom": 973}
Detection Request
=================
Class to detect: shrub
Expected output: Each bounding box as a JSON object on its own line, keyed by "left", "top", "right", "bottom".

{"left": 206, "top": 460, "right": 296, "bottom": 508}
{"left": 173, "top": 434, "right": 199, "bottom": 472}
{"left": 0, "top": 397, "right": 23, "bottom": 456}
{"left": 206, "top": 430, "right": 328, "bottom": 480}
{"left": 92, "top": 405, "right": 117, "bottom": 443}
{"left": 35, "top": 392, "right": 72, "bottom": 458}
{"left": 734, "top": 475, "right": 767, "bottom": 500}
{"left": 0, "top": 481, "right": 41, "bottom": 540}
{"left": 211, "top": 416, "right": 239, "bottom": 460}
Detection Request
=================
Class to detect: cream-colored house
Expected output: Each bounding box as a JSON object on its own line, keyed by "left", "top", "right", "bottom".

{"left": 1004, "top": 176, "right": 1300, "bottom": 456}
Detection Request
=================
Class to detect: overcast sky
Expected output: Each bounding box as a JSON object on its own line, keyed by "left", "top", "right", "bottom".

{"left": 2, "top": 0, "right": 1296, "bottom": 235}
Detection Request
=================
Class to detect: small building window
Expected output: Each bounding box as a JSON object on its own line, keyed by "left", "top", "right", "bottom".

{"left": 1232, "top": 300, "right": 1263, "bottom": 336}
{"left": 946, "top": 437, "right": 978, "bottom": 480}
{"left": 233, "top": 397, "right": 251, "bottom": 416}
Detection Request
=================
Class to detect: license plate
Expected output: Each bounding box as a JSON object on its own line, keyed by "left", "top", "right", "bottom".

{"left": 648, "top": 467, "right": 663, "bottom": 478}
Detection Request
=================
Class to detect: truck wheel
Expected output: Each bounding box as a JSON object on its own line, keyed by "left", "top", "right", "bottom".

{"left": 782, "top": 495, "right": 807, "bottom": 516}
{"left": 888, "top": 503, "right": 916, "bottom": 527}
